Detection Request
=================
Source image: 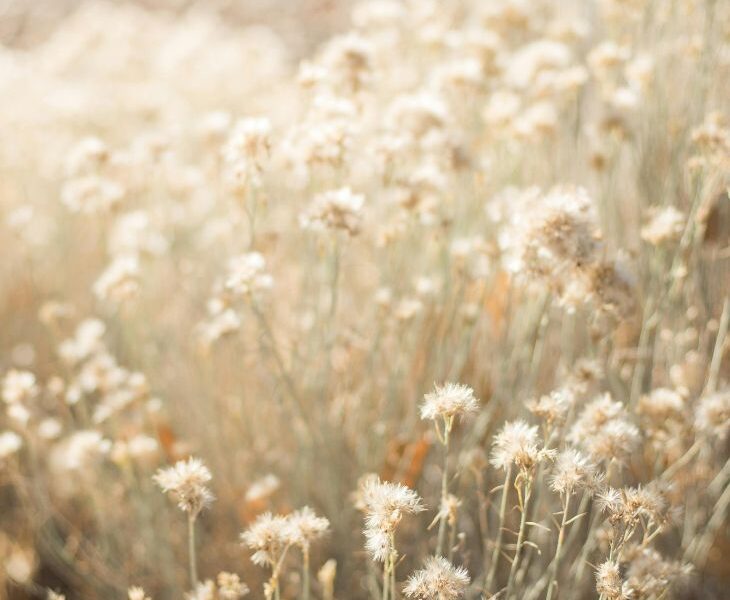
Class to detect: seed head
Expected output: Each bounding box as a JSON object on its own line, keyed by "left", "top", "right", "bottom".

{"left": 420, "top": 382, "right": 479, "bottom": 422}
{"left": 300, "top": 187, "right": 364, "bottom": 235}
{"left": 490, "top": 420, "right": 555, "bottom": 472}
{"left": 360, "top": 477, "right": 424, "bottom": 562}
{"left": 0, "top": 431, "right": 23, "bottom": 462}
{"left": 595, "top": 560, "right": 631, "bottom": 600}
{"left": 240, "top": 512, "right": 296, "bottom": 567}
{"left": 217, "top": 572, "right": 250, "bottom": 599}
{"left": 695, "top": 390, "right": 730, "bottom": 439}
{"left": 224, "top": 252, "right": 274, "bottom": 297}
{"left": 288, "top": 506, "right": 330, "bottom": 550}
{"left": 2, "top": 370, "right": 38, "bottom": 405}
{"left": 128, "top": 587, "right": 151, "bottom": 600}
{"left": 549, "top": 448, "right": 599, "bottom": 496}
{"left": 403, "top": 556, "right": 470, "bottom": 599}
{"left": 153, "top": 457, "right": 214, "bottom": 517}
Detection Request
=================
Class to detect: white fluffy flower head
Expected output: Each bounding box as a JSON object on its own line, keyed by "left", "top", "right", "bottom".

{"left": 154, "top": 457, "right": 214, "bottom": 517}
{"left": 420, "top": 382, "right": 479, "bottom": 423}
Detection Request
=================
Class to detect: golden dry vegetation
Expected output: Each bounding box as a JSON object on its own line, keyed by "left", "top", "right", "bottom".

{"left": 0, "top": 1, "right": 729, "bottom": 599}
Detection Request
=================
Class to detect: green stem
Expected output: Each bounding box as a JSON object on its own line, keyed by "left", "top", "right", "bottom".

{"left": 486, "top": 465, "right": 512, "bottom": 593}
{"left": 302, "top": 547, "right": 310, "bottom": 600}
{"left": 436, "top": 419, "right": 452, "bottom": 556}
{"left": 546, "top": 494, "right": 571, "bottom": 600}
{"left": 382, "top": 557, "right": 390, "bottom": 600}
{"left": 506, "top": 478, "right": 532, "bottom": 600}
{"left": 188, "top": 513, "right": 198, "bottom": 589}
{"left": 706, "top": 297, "right": 729, "bottom": 395}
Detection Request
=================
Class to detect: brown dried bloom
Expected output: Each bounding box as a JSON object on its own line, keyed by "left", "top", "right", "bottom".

{"left": 598, "top": 484, "right": 668, "bottom": 528}
{"left": 638, "top": 388, "right": 686, "bottom": 442}
{"left": 623, "top": 546, "right": 691, "bottom": 599}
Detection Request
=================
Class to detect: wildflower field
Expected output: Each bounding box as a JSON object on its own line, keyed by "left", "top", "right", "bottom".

{"left": 0, "top": 1, "right": 729, "bottom": 599}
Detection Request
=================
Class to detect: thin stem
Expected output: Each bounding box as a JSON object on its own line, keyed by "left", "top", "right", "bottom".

{"left": 187, "top": 513, "right": 198, "bottom": 589}
{"left": 271, "top": 544, "right": 292, "bottom": 600}
{"left": 436, "top": 418, "right": 452, "bottom": 557}
{"left": 302, "top": 547, "right": 310, "bottom": 600}
{"left": 546, "top": 494, "right": 571, "bottom": 600}
{"left": 251, "top": 302, "right": 315, "bottom": 446}
{"left": 448, "top": 510, "right": 458, "bottom": 562}
{"left": 685, "top": 478, "right": 730, "bottom": 565}
{"left": 661, "top": 439, "right": 701, "bottom": 482}
{"left": 506, "top": 477, "right": 533, "bottom": 600}
{"left": 390, "top": 551, "right": 397, "bottom": 600}
{"left": 486, "top": 465, "right": 512, "bottom": 593}
{"left": 389, "top": 533, "right": 398, "bottom": 600}
{"left": 476, "top": 471, "right": 491, "bottom": 581}
{"left": 706, "top": 297, "right": 729, "bottom": 395}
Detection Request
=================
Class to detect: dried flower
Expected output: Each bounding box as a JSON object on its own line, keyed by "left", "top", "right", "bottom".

{"left": 288, "top": 506, "right": 330, "bottom": 550}
{"left": 186, "top": 580, "right": 216, "bottom": 600}
{"left": 240, "top": 512, "right": 296, "bottom": 567}
{"left": 0, "top": 431, "right": 23, "bottom": 462}
{"left": 128, "top": 587, "right": 151, "bottom": 600}
{"left": 403, "top": 556, "right": 470, "bottom": 599}
{"left": 569, "top": 394, "right": 640, "bottom": 464}
{"left": 154, "top": 457, "right": 214, "bottom": 517}
{"left": 360, "top": 478, "right": 424, "bottom": 562}
{"left": 595, "top": 560, "right": 630, "bottom": 600}
{"left": 2, "top": 370, "right": 38, "bottom": 405}
{"left": 527, "top": 387, "right": 574, "bottom": 425}
{"left": 224, "top": 253, "right": 274, "bottom": 297}
{"left": 224, "top": 117, "right": 272, "bottom": 169}
{"left": 300, "top": 187, "right": 364, "bottom": 235}
{"left": 490, "top": 420, "right": 555, "bottom": 472}
{"left": 695, "top": 390, "right": 730, "bottom": 439}
{"left": 641, "top": 206, "right": 684, "bottom": 245}
{"left": 420, "top": 382, "right": 479, "bottom": 422}
{"left": 549, "top": 448, "right": 599, "bottom": 496}
{"left": 217, "top": 572, "right": 250, "bottom": 599}
{"left": 93, "top": 255, "right": 140, "bottom": 304}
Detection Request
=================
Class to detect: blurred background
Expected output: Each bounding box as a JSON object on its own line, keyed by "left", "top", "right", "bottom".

{"left": 0, "top": 0, "right": 353, "bottom": 54}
